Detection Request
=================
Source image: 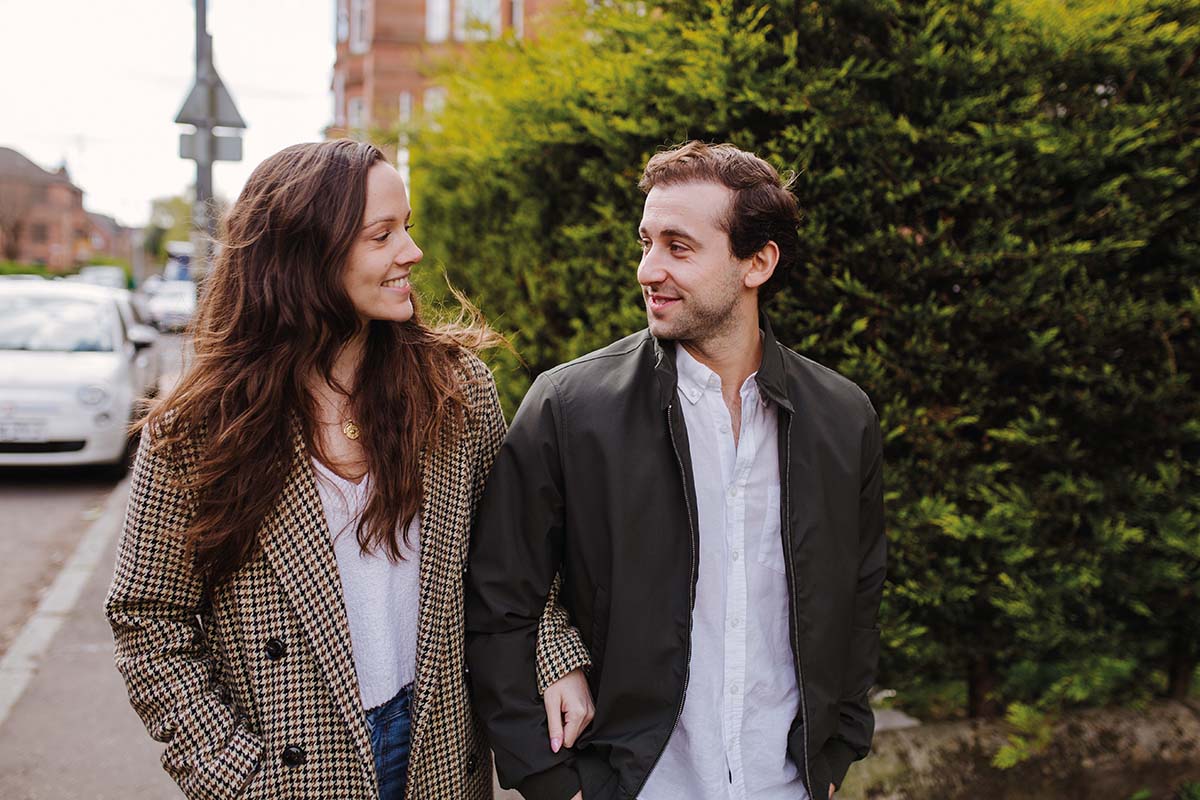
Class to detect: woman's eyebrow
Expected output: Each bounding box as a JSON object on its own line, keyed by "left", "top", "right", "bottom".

{"left": 362, "top": 215, "right": 398, "bottom": 229}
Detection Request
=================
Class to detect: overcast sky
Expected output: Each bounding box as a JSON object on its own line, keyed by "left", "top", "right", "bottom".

{"left": 0, "top": 0, "right": 335, "bottom": 227}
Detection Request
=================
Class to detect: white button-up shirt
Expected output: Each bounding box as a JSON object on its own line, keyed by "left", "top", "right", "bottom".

{"left": 639, "top": 344, "right": 808, "bottom": 800}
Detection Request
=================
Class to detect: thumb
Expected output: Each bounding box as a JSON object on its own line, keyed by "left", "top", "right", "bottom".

{"left": 544, "top": 693, "right": 565, "bottom": 753}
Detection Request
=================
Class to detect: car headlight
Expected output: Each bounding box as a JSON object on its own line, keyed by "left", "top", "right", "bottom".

{"left": 78, "top": 385, "right": 110, "bottom": 406}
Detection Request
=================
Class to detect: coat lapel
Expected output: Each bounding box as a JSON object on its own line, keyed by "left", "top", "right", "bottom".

{"left": 259, "top": 427, "right": 374, "bottom": 771}
{"left": 407, "top": 435, "right": 468, "bottom": 771}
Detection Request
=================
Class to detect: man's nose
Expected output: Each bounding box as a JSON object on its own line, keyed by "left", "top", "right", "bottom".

{"left": 637, "top": 249, "right": 666, "bottom": 287}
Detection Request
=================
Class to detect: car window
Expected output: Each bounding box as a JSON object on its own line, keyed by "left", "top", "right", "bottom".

{"left": 0, "top": 296, "right": 118, "bottom": 352}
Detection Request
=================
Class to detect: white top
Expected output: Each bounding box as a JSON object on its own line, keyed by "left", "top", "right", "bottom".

{"left": 639, "top": 344, "right": 808, "bottom": 800}
{"left": 312, "top": 459, "right": 421, "bottom": 710}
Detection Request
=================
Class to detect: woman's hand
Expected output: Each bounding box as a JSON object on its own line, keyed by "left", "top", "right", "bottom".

{"left": 542, "top": 668, "right": 594, "bottom": 753}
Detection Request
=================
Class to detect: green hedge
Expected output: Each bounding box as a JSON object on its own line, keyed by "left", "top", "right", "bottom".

{"left": 408, "top": 0, "right": 1200, "bottom": 719}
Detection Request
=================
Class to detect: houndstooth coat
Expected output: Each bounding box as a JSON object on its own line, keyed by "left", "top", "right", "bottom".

{"left": 105, "top": 354, "right": 591, "bottom": 800}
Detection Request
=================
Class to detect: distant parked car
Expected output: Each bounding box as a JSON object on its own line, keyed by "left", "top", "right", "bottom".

{"left": 77, "top": 265, "right": 129, "bottom": 291}
{"left": 0, "top": 282, "right": 155, "bottom": 471}
{"left": 0, "top": 273, "right": 46, "bottom": 281}
{"left": 146, "top": 280, "right": 197, "bottom": 332}
{"left": 107, "top": 288, "right": 161, "bottom": 399}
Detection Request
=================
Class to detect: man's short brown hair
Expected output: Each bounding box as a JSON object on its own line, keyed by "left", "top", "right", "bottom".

{"left": 640, "top": 141, "right": 801, "bottom": 302}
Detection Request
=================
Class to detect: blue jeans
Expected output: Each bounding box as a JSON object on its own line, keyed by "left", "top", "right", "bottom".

{"left": 365, "top": 683, "right": 413, "bottom": 800}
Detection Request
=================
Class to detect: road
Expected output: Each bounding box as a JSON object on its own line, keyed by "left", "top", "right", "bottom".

{"left": 0, "top": 333, "right": 520, "bottom": 799}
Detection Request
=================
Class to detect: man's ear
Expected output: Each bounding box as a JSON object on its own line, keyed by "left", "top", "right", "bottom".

{"left": 744, "top": 240, "right": 779, "bottom": 290}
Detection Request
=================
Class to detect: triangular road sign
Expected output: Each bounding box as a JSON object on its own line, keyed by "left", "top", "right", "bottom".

{"left": 175, "top": 68, "right": 246, "bottom": 129}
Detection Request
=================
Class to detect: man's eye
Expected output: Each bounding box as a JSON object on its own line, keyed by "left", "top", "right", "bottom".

{"left": 669, "top": 243, "right": 687, "bottom": 253}
{"left": 637, "top": 239, "right": 649, "bottom": 250}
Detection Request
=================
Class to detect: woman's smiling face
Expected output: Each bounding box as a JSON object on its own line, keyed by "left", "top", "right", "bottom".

{"left": 342, "top": 162, "right": 423, "bottom": 324}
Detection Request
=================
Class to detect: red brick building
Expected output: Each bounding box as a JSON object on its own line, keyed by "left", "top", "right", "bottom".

{"left": 326, "top": 0, "right": 558, "bottom": 156}
{"left": 0, "top": 147, "right": 134, "bottom": 270}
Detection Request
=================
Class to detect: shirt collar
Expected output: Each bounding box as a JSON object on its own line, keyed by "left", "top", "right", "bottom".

{"left": 674, "top": 342, "right": 767, "bottom": 408}
{"left": 674, "top": 343, "right": 716, "bottom": 405}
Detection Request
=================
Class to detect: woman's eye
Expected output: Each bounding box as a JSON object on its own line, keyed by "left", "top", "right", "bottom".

{"left": 404, "top": 223, "right": 415, "bottom": 232}
{"left": 374, "top": 231, "right": 391, "bottom": 243}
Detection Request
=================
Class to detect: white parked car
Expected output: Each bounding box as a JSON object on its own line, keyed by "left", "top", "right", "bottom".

{"left": 77, "top": 264, "right": 129, "bottom": 290}
{"left": 0, "top": 282, "right": 157, "bottom": 471}
{"left": 146, "top": 280, "right": 197, "bottom": 332}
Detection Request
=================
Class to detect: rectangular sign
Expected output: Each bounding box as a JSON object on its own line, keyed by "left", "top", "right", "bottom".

{"left": 179, "top": 131, "right": 243, "bottom": 163}
{"left": 0, "top": 420, "right": 48, "bottom": 443}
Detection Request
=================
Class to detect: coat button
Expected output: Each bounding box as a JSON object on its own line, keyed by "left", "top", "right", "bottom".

{"left": 281, "top": 744, "right": 306, "bottom": 768}
{"left": 466, "top": 753, "right": 478, "bottom": 774}
{"left": 265, "top": 638, "right": 286, "bottom": 661}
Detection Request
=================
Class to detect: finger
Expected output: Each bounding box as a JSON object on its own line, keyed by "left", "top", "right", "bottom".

{"left": 563, "top": 704, "right": 585, "bottom": 748}
{"left": 544, "top": 692, "right": 564, "bottom": 753}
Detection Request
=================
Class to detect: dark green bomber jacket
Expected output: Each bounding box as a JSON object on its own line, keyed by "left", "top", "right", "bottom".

{"left": 466, "top": 314, "right": 887, "bottom": 800}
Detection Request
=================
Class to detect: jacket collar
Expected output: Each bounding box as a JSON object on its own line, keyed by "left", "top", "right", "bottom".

{"left": 651, "top": 310, "right": 794, "bottom": 414}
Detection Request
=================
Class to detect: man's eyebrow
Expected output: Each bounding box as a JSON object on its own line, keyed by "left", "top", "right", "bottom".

{"left": 652, "top": 226, "right": 701, "bottom": 245}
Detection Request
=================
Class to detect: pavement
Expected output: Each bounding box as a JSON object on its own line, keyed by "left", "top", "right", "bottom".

{"left": 0, "top": 480, "right": 178, "bottom": 799}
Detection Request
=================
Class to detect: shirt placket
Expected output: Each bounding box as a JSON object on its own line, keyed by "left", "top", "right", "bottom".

{"left": 721, "top": 383, "right": 757, "bottom": 799}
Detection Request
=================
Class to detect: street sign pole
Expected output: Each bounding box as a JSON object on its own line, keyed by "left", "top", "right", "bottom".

{"left": 175, "top": 0, "right": 245, "bottom": 277}
{"left": 194, "top": 0, "right": 213, "bottom": 275}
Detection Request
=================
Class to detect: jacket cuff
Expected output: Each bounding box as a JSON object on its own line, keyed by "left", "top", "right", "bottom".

{"left": 517, "top": 761, "right": 581, "bottom": 800}
{"left": 820, "top": 737, "right": 860, "bottom": 789}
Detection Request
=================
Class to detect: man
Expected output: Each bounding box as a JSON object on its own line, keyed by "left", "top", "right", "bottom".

{"left": 466, "top": 141, "right": 886, "bottom": 800}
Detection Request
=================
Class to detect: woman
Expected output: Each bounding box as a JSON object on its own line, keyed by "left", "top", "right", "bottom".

{"left": 105, "top": 140, "right": 591, "bottom": 799}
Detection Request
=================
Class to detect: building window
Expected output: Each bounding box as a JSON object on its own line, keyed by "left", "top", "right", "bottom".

{"left": 32, "top": 185, "right": 48, "bottom": 203}
{"left": 423, "top": 87, "right": 447, "bottom": 118}
{"left": 455, "top": 0, "right": 501, "bottom": 41}
{"left": 348, "top": 96, "right": 367, "bottom": 131}
{"left": 512, "top": 0, "right": 525, "bottom": 38}
{"left": 427, "top": 0, "right": 450, "bottom": 42}
{"left": 398, "top": 91, "right": 413, "bottom": 123}
{"left": 334, "top": 72, "right": 346, "bottom": 127}
{"left": 396, "top": 147, "right": 411, "bottom": 191}
{"left": 336, "top": 0, "right": 349, "bottom": 41}
{"left": 31, "top": 223, "right": 48, "bottom": 244}
{"left": 350, "top": 0, "right": 370, "bottom": 53}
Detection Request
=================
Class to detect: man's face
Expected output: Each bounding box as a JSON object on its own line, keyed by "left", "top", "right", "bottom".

{"left": 636, "top": 180, "right": 747, "bottom": 343}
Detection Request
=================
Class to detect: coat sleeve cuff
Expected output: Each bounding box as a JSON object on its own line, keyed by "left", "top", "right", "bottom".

{"left": 820, "top": 737, "right": 861, "bottom": 789}
{"left": 517, "top": 761, "right": 581, "bottom": 800}
{"left": 535, "top": 574, "right": 592, "bottom": 695}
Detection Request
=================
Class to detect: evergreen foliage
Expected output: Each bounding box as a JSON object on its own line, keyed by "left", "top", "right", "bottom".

{"left": 408, "top": 0, "right": 1200, "bottom": 719}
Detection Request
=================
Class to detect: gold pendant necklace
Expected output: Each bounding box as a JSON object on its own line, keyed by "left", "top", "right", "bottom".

{"left": 342, "top": 419, "right": 361, "bottom": 440}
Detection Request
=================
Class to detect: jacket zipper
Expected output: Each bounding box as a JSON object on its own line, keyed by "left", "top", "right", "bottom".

{"left": 781, "top": 412, "right": 815, "bottom": 796}
{"left": 633, "top": 402, "right": 699, "bottom": 797}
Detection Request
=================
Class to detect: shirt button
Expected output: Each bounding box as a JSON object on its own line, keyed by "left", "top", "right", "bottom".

{"left": 730, "top": 684, "right": 740, "bottom": 695}
{"left": 730, "top": 617, "right": 741, "bottom": 629}
{"left": 731, "top": 550, "right": 740, "bottom": 562}
{"left": 727, "top": 486, "right": 737, "bottom": 497}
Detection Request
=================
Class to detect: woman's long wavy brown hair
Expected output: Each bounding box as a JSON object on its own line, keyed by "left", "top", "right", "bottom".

{"left": 142, "top": 139, "right": 498, "bottom": 588}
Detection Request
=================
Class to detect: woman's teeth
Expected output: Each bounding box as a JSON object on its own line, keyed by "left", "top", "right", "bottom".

{"left": 382, "top": 277, "right": 409, "bottom": 288}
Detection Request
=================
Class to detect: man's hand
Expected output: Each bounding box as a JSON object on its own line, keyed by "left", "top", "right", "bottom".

{"left": 829, "top": 783, "right": 836, "bottom": 798}
{"left": 543, "top": 668, "right": 594, "bottom": 753}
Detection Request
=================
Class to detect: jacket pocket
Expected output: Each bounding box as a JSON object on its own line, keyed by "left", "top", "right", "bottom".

{"left": 588, "top": 584, "right": 610, "bottom": 685}
{"left": 755, "top": 485, "right": 786, "bottom": 574}
{"left": 843, "top": 625, "right": 881, "bottom": 701}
